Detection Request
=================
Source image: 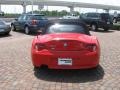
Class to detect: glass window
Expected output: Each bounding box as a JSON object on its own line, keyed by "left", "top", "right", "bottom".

{"left": 45, "top": 24, "right": 86, "bottom": 34}
{"left": 31, "top": 15, "right": 47, "bottom": 20}
{"left": 18, "top": 15, "right": 24, "bottom": 21}
{"left": 23, "top": 15, "right": 27, "bottom": 20}
{"left": 101, "top": 13, "right": 110, "bottom": 20}
{"left": 87, "top": 13, "right": 99, "bottom": 18}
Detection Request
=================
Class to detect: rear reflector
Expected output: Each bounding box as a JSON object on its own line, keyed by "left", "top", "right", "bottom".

{"left": 31, "top": 20, "right": 37, "bottom": 25}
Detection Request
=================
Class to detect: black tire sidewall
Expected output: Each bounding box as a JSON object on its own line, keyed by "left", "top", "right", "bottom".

{"left": 25, "top": 26, "right": 30, "bottom": 35}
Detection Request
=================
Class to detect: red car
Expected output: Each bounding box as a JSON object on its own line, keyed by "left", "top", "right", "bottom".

{"left": 31, "top": 19, "right": 100, "bottom": 69}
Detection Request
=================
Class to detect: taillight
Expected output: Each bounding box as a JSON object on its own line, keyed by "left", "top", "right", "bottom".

{"left": 31, "top": 20, "right": 37, "bottom": 25}
{"left": 34, "top": 43, "right": 46, "bottom": 51}
{"left": 85, "top": 44, "right": 97, "bottom": 52}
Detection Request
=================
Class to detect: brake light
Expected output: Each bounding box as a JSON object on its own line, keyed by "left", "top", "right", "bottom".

{"left": 34, "top": 43, "right": 46, "bottom": 51}
{"left": 79, "top": 42, "right": 97, "bottom": 52}
{"left": 85, "top": 44, "right": 97, "bottom": 52}
{"left": 32, "top": 20, "right": 37, "bottom": 25}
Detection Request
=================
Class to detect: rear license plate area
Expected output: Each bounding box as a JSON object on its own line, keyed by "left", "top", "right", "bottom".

{"left": 58, "top": 58, "right": 72, "bottom": 65}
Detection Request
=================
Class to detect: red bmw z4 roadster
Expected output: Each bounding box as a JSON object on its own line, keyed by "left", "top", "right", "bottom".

{"left": 31, "top": 19, "right": 100, "bottom": 69}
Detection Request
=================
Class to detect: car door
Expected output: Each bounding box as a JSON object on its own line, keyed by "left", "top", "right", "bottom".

{"left": 14, "top": 15, "right": 24, "bottom": 30}
{"left": 81, "top": 13, "right": 92, "bottom": 24}
{"left": 86, "top": 13, "right": 96, "bottom": 24}
{"left": 18, "top": 15, "right": 27, "bottom": 30}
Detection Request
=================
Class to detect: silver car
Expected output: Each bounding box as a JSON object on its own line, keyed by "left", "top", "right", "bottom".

{"left": 0, "top": 20, "right": 11, "bottom": 35}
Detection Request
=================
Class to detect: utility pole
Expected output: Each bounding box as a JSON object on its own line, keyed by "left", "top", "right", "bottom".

{"left": 31, "top": 0, "right": 34, "bottom": 14}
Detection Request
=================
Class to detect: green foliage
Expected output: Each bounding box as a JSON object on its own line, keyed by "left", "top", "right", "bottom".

{"left": 0, "top": 13, "right": 20, "bottom": 18}
{"left": 32, "top": 10, "right": 70, "bottom": 17}
{"left": 1, "top": 10, "right": 80, "bottom": 18}
{"left": 112, "top": 23, "right": 120, "bottom": 30}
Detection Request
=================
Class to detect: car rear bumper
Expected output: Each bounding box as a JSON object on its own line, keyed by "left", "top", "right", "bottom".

{"left": 0, "top": 28, "right": 11, "bottom": 34}
{"left": 31, "top": 50, "right": 100, "bottom": 69}
{"left": 29, "top": 26, "right": 42, "bottom": 32}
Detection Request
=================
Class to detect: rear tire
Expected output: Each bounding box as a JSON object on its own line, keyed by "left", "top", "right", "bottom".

{"left": 91, "top": 24, "right": 98, "bottom": 31}
{"left": 25, "top": 26, "right": 30, "bottom": 35}
{"left": 113, "top": 18, "right": 117, "bottom": 23}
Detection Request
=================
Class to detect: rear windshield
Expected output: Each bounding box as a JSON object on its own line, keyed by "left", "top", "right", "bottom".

{"left": 31, "top": 15, "right": 47, "bottom": 20}
{"left": 101, "top": 13, "right": 110, "bottom": 19}
{"left": 45, "top": 24, "right": 86, "bottom": 34}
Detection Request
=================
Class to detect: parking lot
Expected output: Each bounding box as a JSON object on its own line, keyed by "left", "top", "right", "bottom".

{"left": 0, "top": 30, "right": 120, "bottom": 90}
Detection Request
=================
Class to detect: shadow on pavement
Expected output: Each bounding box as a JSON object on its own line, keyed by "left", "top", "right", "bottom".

{"left": 0, "top": 34, "right": 12, "bottom": 38}
{"left": 34, "top": 65, "right": 104, "bottom": 83}
{"left": 93, "top": 30, "right": 115, "bottom": 33}
{"left": 90, "top": 29, "right": 115, "bottom": 33}
{"left": 13, "top": 30, "right": 39, "bottom": 36}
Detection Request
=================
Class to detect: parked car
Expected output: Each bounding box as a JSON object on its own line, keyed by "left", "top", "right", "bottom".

{"left": 11, "top": 14, "right": 48, "bottom": 34}
{"left": 31, "top": 19, "right": 100, "bottom": 69}
{"left": 113, "top": 14, "right": 120, "bottom": 23}
{"left": 0, "top": 20, "right": 11, "bottom": 35}
{"left": 61, "top": 14, "right": 79, "bottom": 19}
{"left": 0, "top": 12, "right": 4, "bottom": 16}
{"left": 80, "top": 13, "right": 113, "bottom": 31}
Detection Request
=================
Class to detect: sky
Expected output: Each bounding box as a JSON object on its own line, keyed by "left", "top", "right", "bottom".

{"left": 1, "top": 0, "right": 120, "bottom": 14}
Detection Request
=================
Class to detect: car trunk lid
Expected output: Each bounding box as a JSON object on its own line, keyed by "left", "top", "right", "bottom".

{"left": 38, "top": 33, "right": 92, "bottom": 51}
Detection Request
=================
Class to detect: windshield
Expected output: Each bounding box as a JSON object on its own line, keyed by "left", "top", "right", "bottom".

{"left": 101, "top": 13, "right": 110, "bottom": 19}
{"left": 46, "top": 24, "right": 86, "bottom": 34}
{"left": 32, "top": 15, "right": 47, "bottom": 20}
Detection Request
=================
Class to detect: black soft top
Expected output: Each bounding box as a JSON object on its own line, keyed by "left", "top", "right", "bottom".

{"left": 43, "top": 19, "right": 90, "bottom": 35}
{"left": 47, "top": 19, "right": 86, "bottom": 25}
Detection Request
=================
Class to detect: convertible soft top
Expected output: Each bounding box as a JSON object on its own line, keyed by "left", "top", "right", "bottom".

{"left": 47, "top": 19, "right": 86, "bottom": 26}
{"left": 44, "top": 19, "right": 90, "bottom": 35}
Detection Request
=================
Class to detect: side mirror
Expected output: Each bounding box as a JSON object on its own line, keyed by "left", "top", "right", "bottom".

{"left": 15, "top": 18, "right": 18, "bottom": 21}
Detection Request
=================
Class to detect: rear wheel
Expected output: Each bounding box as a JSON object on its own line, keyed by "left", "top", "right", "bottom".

{"left": 11, "top": 24, "right": 16, "bottom": 31}
{"left": 113, "top": 18, "right": 117, "bottom": 23}
{"left": 25, "top": 26, "right": 30, "bottom": 35}
{"left": 91, "top": 24, "right": 98, "bottom": 31}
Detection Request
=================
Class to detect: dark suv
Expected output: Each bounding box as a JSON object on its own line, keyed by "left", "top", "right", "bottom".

{"left": 80, "top": 13, "right": 113, "bottom": 31}
{"left": 113, "top": 14, "right": 120, "bottom": 23}
{"left": 11, "top": 14, "right": 48, "bottom": 34}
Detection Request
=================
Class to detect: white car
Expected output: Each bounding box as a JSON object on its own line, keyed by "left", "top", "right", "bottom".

{"left": 61, "top": 14, "right": 79, "bottom": 19}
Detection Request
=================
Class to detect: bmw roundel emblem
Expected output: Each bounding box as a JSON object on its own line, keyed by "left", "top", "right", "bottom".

{"left": 64, "top": 43, "right": 67, "bottom": 47}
